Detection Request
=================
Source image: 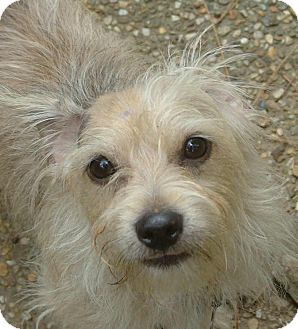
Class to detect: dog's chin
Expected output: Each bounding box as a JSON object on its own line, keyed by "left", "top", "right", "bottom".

{"left": 142, "top": 252, "right": 190, "bottom": 269}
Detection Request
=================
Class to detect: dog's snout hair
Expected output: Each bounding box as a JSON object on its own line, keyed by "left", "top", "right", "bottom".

{"left": 0, "top": 0, "right": 297, "bottom": 329}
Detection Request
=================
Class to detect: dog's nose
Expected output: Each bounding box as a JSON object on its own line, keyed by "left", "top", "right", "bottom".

{"left": 135, "top": 210, "right": 183, "bottom": 251}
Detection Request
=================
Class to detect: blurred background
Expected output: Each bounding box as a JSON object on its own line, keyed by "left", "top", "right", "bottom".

{"left": 0, "top": 0, "right": 297, "bottom": 328}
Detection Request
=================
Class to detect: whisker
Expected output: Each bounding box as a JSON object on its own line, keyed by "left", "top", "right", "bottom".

{"left": 92, "top": 224, "right": 107, "bottom": 248}
{"left": 107, "top": 273, "right": 128, "bottom": 286}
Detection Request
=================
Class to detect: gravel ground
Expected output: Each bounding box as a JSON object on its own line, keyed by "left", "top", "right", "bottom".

{"left": 0, "top": 0, "right": 297, "bottom": 328}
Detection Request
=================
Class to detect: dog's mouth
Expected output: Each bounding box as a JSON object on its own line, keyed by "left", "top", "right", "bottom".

{"left": 143, "top": 252, "right": 190, "bottom": 268}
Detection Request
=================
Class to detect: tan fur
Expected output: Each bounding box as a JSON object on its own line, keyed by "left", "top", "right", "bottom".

{"left": 0, "top": 1, "right": 297, "bottom": 329}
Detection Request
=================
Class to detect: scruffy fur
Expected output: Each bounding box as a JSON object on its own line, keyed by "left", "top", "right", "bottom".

{"left": 0, "top": 1, "right": 296, "bottom": 329}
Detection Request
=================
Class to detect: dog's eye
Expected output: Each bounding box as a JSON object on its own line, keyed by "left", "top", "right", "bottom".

{"left": 87, "top": 156, "right": 116, "bottom": 181}
{"left": 184, "top": 137, "right": 211, "bottom": 160}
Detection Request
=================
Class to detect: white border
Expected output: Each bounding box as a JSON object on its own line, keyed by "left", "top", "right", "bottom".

{"left": 0, "top": 311, "right": 18, "bottom": 329}
{"left": 0, "top": 1, "right": 19, "bottom": 19}
{"left": 0, "top": 0, "right": 297, "bottom": 328}
{"left": 280, "top": 0, "right": 298, "bottom": 19}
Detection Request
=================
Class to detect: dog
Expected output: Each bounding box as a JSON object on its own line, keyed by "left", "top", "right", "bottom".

{"left": 0, "top": 0, "right": 296, "bottom": 328}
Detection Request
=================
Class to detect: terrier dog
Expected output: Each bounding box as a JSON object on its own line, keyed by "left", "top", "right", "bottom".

{"left": 0, "top": 1, "right": 296, "bottom": 328}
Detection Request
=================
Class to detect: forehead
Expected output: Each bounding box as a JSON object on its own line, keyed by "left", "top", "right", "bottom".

{"left": 85, "top": 87, "right": 221, "bottom": 159}
{"left": 89, "top": 90, "right": 148, "bottom": 134}
{"left": 89, "top": 87, "right": 218, "bottom": 129}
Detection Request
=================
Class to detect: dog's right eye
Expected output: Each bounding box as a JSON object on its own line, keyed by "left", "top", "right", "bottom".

{"left": 87, "top": 156, "right": 116, "bottom": 181}
{"left": 183, "top": 136, "right": 211, "bottom": 161}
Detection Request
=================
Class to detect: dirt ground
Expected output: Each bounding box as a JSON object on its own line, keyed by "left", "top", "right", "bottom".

{"left": 0, "top": 0, "right": 297, "bottom": 328}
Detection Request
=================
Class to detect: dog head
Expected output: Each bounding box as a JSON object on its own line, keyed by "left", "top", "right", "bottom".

{"left": 41, "top": 50, "right": 294, "bottom": 299}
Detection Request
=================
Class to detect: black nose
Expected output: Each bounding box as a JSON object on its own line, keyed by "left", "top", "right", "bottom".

{"left": 135, "top": 210, "right": 183, "bottom": 251}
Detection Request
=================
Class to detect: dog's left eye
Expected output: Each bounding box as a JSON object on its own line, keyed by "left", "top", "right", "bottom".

{"left": 183, "top": 137, "right": 211, "bottom": 160}
{"left": 87, "top": 156, "right": 116, "bottom": 181}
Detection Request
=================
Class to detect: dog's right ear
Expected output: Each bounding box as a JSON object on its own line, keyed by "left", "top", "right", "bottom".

{"left": 49, "top": 113, "right": 87, "bottom": 164}
{"left": 22, "top": 96, "right": 88, "bottom": 165}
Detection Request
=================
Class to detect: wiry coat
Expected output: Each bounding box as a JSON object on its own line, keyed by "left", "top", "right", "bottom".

{"left": 0, "top": 1, "right": 297, "bottom": 329}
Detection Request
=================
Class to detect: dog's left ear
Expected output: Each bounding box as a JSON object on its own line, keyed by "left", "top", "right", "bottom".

{"left": 205, "top": 85, "right": 246, "bottom": 113}
{"left": 204, "top": 84, "right": 257, "bottom": 145}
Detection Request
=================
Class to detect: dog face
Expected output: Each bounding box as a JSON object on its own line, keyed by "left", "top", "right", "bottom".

{"left": 51, "top": 69, "right": 274, "bottom": 296}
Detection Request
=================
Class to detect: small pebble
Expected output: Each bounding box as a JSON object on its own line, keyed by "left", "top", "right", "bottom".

{"left": 240, "top": 37, "right": 249, "bottom": 45}
{"left": 158, "top": 27, "right": 167, "bottom": 34}
{"left": 219, "top": 0, "right": 230, "bottom": 5}
{"left": 276, "top": 128, "right": 283, "bottom": 136}
{"left": 0, "top": 262, "right": 9, "bottom": 277}
{"left": 267, "top": 47, "right": 277, "bottom": 59}
{"left": 286, "top": 147, "right": 295, "bottom": 155}
{"left": 233, "top": 29, "right": 241, "bottom": 38}
{"left": 185, "top": 33, "right": 197, "bottom": 41}
{"left": 174, "top": 1, "right": 181, "bottom": 9}
{"left": 171, "top": 15, "right": 180, "bottom": 22}
{"left": 257, "top": 117, "right": 271, "bottom": 128}
{"left": 118, "top": 9, "right": 128, "bottom": 16}
{"left": 272, "top": 88, "right": 285, "bottom": 100}
{"left": 118, "top": 1, "right": 128, "bottom": 8}
{"left": 240, "top": 9, "right": 248, "bottom": 17}
{"left": 195, "top": 17, "right": 205, "bottom": 25}
{"left": 248, "top": 318, "right": 259, "bottom": 329}
{"left": 266, "top": 100, "right": 280, "bottom": 110}
{"left": 265, "top": 34, "right": 274, "bottom": 44}
{"left": 228, "top": 9, "right": 237, "bottom": 20}
{"left": 284, "top": 36, "right": 294, "bottom": 45}
{"left": 103, "top": 15, "right": 113, "bottom": 25}
{"left": 254, "top": 31, "right": 263, "bottom": 39}
{"left": 258, "top": 100, "right": 267, "bottom": 110}
{"left": 218, "top": 26, "right": 231, "bottom": 36}
{"left": 255, "top": 309, "right": 262, "bottom": 319}
{"left": 141, "top": 28, "right": 150, "bottom": 37}
{"left": 271, "top": 144, "right": 286, "bottom": 162}
{"left": 292, "top": 164, "right": 298, "bottom": 178}
{"left": 6, "top": 260, "right": 16, "bottom": 266}
{"left": 263, "top": 15, "right": 278, "bottom": 27}
{"left": 290, "top": 126, "right": 298, "bottom": 136}
{"left": 1, "top": 247, "right": 10, "bottom": 256}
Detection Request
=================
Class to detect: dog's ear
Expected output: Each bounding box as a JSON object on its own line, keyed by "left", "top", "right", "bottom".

{"left": 43, "top": 113, "right": 88, "bottom": 165}
{"left": 204, "top": 85, "right": 246, "bottom": 113}
{"left": 21, "top": 95, "right": 88, "bottom": 165}
{"left": 49, "top": 113, "right": 87, "bottom": 164}
{"left": 203, "top": 84, "right": 257, "bottom": 147}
